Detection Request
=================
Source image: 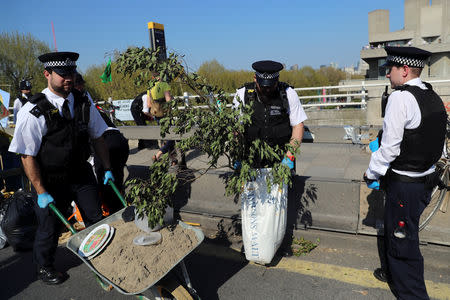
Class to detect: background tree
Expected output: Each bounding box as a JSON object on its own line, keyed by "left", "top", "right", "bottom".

{"left": 117, "top": 47, "right": 293, "bottom": 228}
{"left": 0, "top": 32, "right": 50, "bottom": 97}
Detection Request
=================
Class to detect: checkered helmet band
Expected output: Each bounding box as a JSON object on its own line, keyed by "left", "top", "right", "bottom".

{"left": 387, "top": 55, "right": 425, "bottom": 68}
{"left": 255, "top": 71, "right": 279, "bottom": 79}
{"left": 43, "top": 58, "right": 77, "bottom": 68}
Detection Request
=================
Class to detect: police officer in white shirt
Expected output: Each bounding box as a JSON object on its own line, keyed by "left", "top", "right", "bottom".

{"left": 232, "top": 60, "right": 307, "bottom": 169}
{"left": 9, "top": 51, "right": 114, "bottom": 285}
{"left": 232, "top": 60, "right": 307, "bottom": 257}
{"left": 364, "top": 47, "right": 447, "bottom": 299}
{"left": 13, "top": 79, "right": 33, "bottom": 124}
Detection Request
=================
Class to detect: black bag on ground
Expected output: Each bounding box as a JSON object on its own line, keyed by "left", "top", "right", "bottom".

{"left": 0, "top": 190, "right": 37, "bottom": 251}
{"left": 0, "top": 197, "right": 8, "bottom": 249}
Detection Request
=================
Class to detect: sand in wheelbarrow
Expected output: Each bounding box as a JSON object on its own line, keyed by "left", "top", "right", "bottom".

{"left": 90, "top": 219, "right": 198, "bottom": 293}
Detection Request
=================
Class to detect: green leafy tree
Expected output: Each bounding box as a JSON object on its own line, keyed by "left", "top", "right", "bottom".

{"left": 0, "top": 32, "right": 50, "bottom": 97}
{"left": 116, "top": 47, "right": 294, "bottom": 228}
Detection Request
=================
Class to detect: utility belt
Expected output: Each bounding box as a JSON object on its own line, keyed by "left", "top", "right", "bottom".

{"left": 384, "top": 168, "right": 439, "bottom": 189}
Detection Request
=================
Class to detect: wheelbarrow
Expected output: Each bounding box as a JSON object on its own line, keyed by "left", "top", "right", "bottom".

{"left": 49, "top": 180, "right": 203, "bottom": 299}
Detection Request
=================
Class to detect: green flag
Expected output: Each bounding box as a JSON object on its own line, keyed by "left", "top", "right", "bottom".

{"left": 100, "top": 58, "right": 112, "bottom": 83}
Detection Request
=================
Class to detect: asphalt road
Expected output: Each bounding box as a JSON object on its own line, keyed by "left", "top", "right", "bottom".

{"left": 1, "top": 228, "right": 449, "bottom": 300}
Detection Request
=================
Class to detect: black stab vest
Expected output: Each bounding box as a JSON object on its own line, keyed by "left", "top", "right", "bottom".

{"left": 29, "top": 90, "right": 91, "bottom": 184}
{"left": 390, "top": 82, "right": 447, "bottom": 172}
{"left": 131, "top": 91, "right": 146, "bottom": 112}
{"left": 243, "top": 82, "right": 292, "bottom": 166}
{"left": 18, "top": 94, "right": 30, "bottom": 106}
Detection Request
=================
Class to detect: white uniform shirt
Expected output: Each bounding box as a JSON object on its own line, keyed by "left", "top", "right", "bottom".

{"left": 9, "top": 88, "right": 108, "bottom": 156}
{"left": 232, "top": 86, "right": 307, "bottom": 126}
{"left": 13, "top": 93, "right": 29, "bottom": 124}
{"left": 141, "top": 94, "right": 150, "bottom": 113}
{"left": 366, "top": 77, "right": 436, "bottom": 180}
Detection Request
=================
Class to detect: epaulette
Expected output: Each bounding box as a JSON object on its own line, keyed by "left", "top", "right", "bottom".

{"left": 28, "top": 93, "right": 59, "bottom": 118}
{"left": 29, "top": 106, "right": 43, "bottom": 118}
{"left": 28, "top": 93, "right": 46, "bottom": 104}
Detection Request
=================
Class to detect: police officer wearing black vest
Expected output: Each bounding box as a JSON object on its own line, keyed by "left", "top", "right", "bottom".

{"left": 364, "top": 47, "right": 447, "bottom": 299}
{"left": 233, "top": 60, "right": 307, "bottom": 256}
{"left": 9, "top": 52, "right": 114, "bottom": 285}
{"left": 13, "top": 79, "right": 33, "bottom": 124}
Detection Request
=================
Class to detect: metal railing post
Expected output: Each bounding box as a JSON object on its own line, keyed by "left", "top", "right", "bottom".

{"left": 361, "top": 81, "right": 367, "bottom": 109}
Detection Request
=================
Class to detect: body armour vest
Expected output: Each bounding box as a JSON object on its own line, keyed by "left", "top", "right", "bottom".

{"left": 131, "top": 91, "right": 147, "bottom": 112}
{"left": 19, "top": 95, "right": 30, "bottom": 106}
{"left": 390, "top": 82, "right": 447, "bottom": 172}
{"left": 29, "top": 89, "right": 91, "bottom": 184}
{"left": 243, "top": 82, "right": 292, "bottom": 166}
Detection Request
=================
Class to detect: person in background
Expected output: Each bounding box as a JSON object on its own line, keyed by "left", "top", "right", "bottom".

{"left": 364, "top": 46, "right": 447, "bottom": 299}
{"left": 147, "top": 77, "right": 175, "bottom": 164}
{"left": 130, "top": 90, "right": 155, "bottom": 150}
{"left": 74, "top": 73, "right": 129, "bottom": 213}
{"left": 9, "top": 52, "right": 114, "bottom": 285}
{"left": 13, "top": 79, "right": 33, "bottom": 124}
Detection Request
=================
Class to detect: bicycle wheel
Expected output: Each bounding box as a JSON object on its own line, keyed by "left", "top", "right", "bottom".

{"left": 419, "top": 161, "right": 448, "bottom": 231}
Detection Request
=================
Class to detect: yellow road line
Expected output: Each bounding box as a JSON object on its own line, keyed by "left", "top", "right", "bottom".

{"left": 196, "top": 244, "right": 450, "bottom": 300}
{"left": 271, "top": 259, "right": 450, "bottom": 300}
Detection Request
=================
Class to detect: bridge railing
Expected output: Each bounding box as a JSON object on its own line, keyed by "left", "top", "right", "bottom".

{"left": 7, "top": 79, "right": 450, "bottom": 123}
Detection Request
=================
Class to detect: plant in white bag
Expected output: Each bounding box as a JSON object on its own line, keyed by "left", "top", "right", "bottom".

{"left": 116, "top": 47, "right": 297, "bottom": 228}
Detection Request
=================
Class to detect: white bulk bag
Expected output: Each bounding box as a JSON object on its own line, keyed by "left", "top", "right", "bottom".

{"left": 241, "top": 168, "right": 287, "bottom": 264}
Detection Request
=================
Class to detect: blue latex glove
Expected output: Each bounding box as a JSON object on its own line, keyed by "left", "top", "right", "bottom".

{"left": 366, "top": 180, "right": 380, "bottom": 190}
{"left": 233, "top": 161, "right": 241, "bottom": 170}
{"left": 281, "top": 157, "right": 294, "bottom": 170}
{"left": 369, "top": 137, "right": 380, "bottom": 152}
{"left": 103, "top": 170, "right": 115, "bottom": 185}
{"left": 37, "top": 192, "right": 54, "bottom": 208}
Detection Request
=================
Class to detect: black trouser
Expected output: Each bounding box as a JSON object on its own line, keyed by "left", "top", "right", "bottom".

{"left": 154, "top": 116, "right": 175, "bottom": 155}
{"left": 33, "top": 165, "right": 102, "bottom": 268}
{"left": 130, "top": 100, "right": 153, "bottom": 149}
{"left": 94, "top": 130, "right": 129, "bottom": 213}
{"left": 384, "top": 179, "right": 430, "bottom": 300}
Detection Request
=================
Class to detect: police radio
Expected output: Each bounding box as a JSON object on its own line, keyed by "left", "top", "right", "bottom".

{"left": 381, "top": 85, "right": 389, "bottom": 118}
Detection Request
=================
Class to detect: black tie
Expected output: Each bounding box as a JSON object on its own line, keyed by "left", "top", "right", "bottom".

{"left": 62, "top": 100, "right": 72, "bottom": 120}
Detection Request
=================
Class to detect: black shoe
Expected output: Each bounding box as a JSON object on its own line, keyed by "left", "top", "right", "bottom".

{"left": 37, "top": 266, "right": 67, "bottom": 285}
{"left": 373, "top": 268, "right": 388, "bottom": 283}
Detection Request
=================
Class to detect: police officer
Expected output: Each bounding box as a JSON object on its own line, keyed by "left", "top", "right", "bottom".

{"left": 364, "top": 47, "right": 447, "bottom": 299}
{"left": 233, "top": 60, "right": 307, "bottom": 256}
{"left": 8, "top": 52, "right": 114, "bottom": 285}
{"left": 13, "top": 79, "right": 33, "bottom": 124}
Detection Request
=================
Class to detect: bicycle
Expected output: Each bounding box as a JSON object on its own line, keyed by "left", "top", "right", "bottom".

{"left": 418, "top": 117, "right": 450, "bottom": 231}
{"left": 95, "top": 102, "right": 126, "bottom": 127}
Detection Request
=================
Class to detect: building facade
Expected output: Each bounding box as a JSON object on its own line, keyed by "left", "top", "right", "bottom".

{"left": 362, "top": 0, "right": 450, "bottom": 79}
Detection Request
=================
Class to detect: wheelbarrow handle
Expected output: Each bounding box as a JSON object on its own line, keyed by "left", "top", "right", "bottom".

{"left": 49, "top": 203, "right": 77, "bottom": 235}
{"left": 107, "top": 179, "right": 127, "bottom": 208}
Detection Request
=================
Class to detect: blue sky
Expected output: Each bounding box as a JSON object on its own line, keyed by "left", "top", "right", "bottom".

{"left": 2, "top": 0, "right": 406, "bottom": 73}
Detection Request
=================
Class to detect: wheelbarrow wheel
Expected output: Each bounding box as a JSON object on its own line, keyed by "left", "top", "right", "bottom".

{"left": 156, "top": 274, "right": 194, "bottom": 300}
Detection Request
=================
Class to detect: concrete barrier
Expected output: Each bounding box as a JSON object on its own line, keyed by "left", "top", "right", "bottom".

{"left": 5, "top": 125, "right": 448, "bottom": 246}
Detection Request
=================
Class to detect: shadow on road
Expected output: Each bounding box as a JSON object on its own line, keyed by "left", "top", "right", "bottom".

{"left": 0, "top": 246, "right": 83, "bottom": 299}
{"left": 183, "top": 239, "right": 248, "bottom": 300}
